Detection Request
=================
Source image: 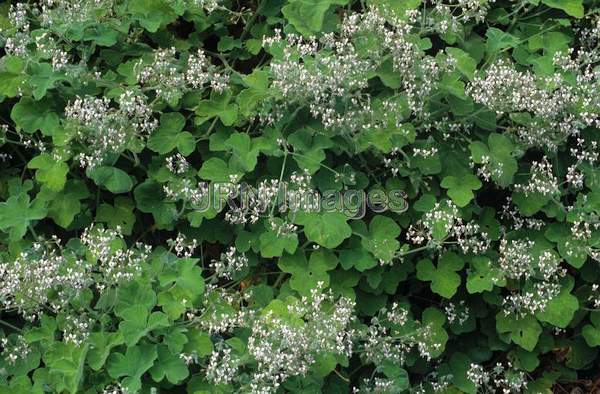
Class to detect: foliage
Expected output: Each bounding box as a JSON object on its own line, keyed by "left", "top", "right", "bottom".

{"left": 0, "top": 0, "right": 599, "bottom": 393}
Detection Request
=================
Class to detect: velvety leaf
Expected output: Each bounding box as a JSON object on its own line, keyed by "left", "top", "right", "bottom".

{"left": 107, "top": 344, "right": 158, "bottom": 392}
{"left": 282, "top": 0, "right": 349, "bottom": 36}
{"left": 294, "top": 212, "right": 352, "bottom": 248}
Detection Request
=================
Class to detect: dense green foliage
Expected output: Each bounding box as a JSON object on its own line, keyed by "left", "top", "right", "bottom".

{"left": 1, "top": 0, "right": 600, "bottom": 393}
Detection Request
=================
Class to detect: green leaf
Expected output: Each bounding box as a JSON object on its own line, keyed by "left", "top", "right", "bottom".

{"left": 541, "top": 0, "right": 583, "bottom": 18}
{"left": 87, "top": 332, "right": 124, "bottom": 371}
{"left": 149, "top": 345, "right": 189, "bottom": 384}
{"left": 183, "top": 329, "right": 213, "bottom": 358}
{"left": 376, "top": 59, "right": 401, "bottom": 89}
{"left": 147, "top": 112, "right": 195, "bottom": 155}
{"left": 0, "top": 193, "right": 47, "bottom": 241}
{"left": 441, "top": 174, "right": 481, "bottom": 207}
{"left": 361, "top": 215, "right": 401, "bottom": 263}
{"left": 236, "top": 69, "right": 270, "bottom": 116}
{"left": 134, "top": 180, "right": 177, "bottom": 226}
{"left": 496, "top": 313, "right": 542, "bottom": 351}
{"left": 287, "top": 129, "right": 333, "bottom": 173}
{"left": 446, "top": 47, "right": 477, "bottom": 80}
{"left": 536, "top": 276, "right": 579, "bottom": 328}
{"left": 88, "top": 166, "right": 134, "bottom": 194}
{"left": 544, "top": 223, "right": 588, "bottom": 268}
{"left": 198, "top": 157, "right": 239, "bottom": 182}
{"left": 440, "top": 74, "right": 466, "bottom": 99}
{"left": 416, "top": 252, "right": 464, "bottom": 298}
{"left": 175, "top": 132, "right": 196, "bottom": 156}
{"left": 380, "top": 360, "right": 409, "bottom": 391}
{"left": 563, "top": 337, "right": 598, "bottom": 369}
{"left": 127, "top": 0, "right": 181, "bottom": 32}
{"left": 0, "top": 334, "right": 40, "bottom": 377}
{"left": 312, "top": 353, "right": 338, "bottom": 377}
{"left": 466, "top": 256, "right": 505, "bottom": 293}
{"left": 259, "top": 226, "right": 299, "bottom": 258}
{"left": 82, "top": 24, "right": 120, "bottom": 46}
{"left": 28, "top": 154, "right": 69, "bottom": 192}
{"left": 512, "top": 347, "right": 540, "bottom": 372}
{"left": 410, "top": 140, "right": 441, "bottom": 175}
{"left": 47, "top": 180, "right": 90, "bottom": 228}
{"left": 96, "top": 197, "right": 136, "bottom": 235}
{"left": 28, "top": 63, "right": 65, "bottom": 100}
{"left": 420, "top": 307, "right": 449, "bottom": 357}
{"left": 278, "top": 249, "right": 338, "bottom": 295}
{"left": 11, "top": 97, "right": 59, "bottom": 135}
{"left": 295, "top": 211, "right": 352, "bottom": 248}
{"left": 485, "top": 27, "right": 519, "bottom": 53}
{"left": 512, "top": 191, "right": 550, "bottom": 217}
{"left": 224, "top": 132, "right": 260, "bottom": 172}
{"left": 118, "top": 305, "right": 170, "bottom": 346}
{"left": 43, "top": 342, "right": 88, "bottom": 394}
{"left": 162, "top": 327, "right": 188, "bottom": 354}
{"left": 195, "top": 91, "right": 238, "bottom": 126}
{"left": 107, "top": 344, "right": 158, "bottom": 392}
{"left": 114, "top": 281, "right": 157, "bottom": 316}
{"left": 469, "top": 133, "right": 517, "bottom": 187}
{"left": 157, "top": 258, "right": 205, "bottom": 319}
{"left": 0, "top": 56, "right": 26, "bottom": 97}
{"left": 445, "top": 352, "right": 477, "bottom": 393}
{"left": 582, "top": 311, "right": 600, "bottom": 347}
{"left": 282, "top": 0, "right": 349, "bottom": 36}
{"left": 339, "top": 239, "right": 378, "bottom": 272}
{"left": 528, "top": 32, "right": 573, "bottom": 54}
{"left": 329, "top": 269, "right": 360, "bottom": 299}
{"left": 24, "top": 315, "right": 56, "bottom": 343}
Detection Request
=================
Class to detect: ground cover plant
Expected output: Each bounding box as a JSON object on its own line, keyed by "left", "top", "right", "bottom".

{"left": 1, "top": 0, "right": 600, "bottom": 392}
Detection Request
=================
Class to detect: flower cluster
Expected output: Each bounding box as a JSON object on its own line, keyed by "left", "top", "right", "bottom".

{"left": 163, "top": 155, "right": 209, "bottom": 210}
{"left": 1, "top": 0, "right": 114, "bottom": 63}
{"left": 81, "top": 225, "right": 152, "bottom": 290}
{"left": 64, "top": 92, "right": 157, "bottom": 169}
{"left": 467, "top": 362, "right": 528, "bottom": 393}
{"left": 514, "top": 156, "right": 560, "bottom": 197}
{"left": 202, "top": 284, "right": 355, "bottom": 393}
{"left": 2, "top": 0, "right": 600, "bottom": 392}
{"left": 224, "top": 179, "right": 281, "bottom": 224}
{"left": 468, "top": 46, "right": 600, "bottom": 150}
{"left": 167, "top": 232, "right": 199, "bottom": 258}
{"left": 135, "top": 47, "right": 228, "bottom": 104}
{"left": 407, "top": 200, "right": 491, "bottom": 254}
{"left": 1, "top": 334, "right": 30, "bottom": 365}
{"left": 2, "top": 3, "right": 31, "bottom": 57}
{"left": 0, "top": 226, "right": 151, "bottom": 320}
{"left": 205, "top": 345, "right": 242, "bottom": 385}
{"left": 263, "top": 7, "right": 443, "bottom": 133}
{"left": 190, "top": 284, "right": 252, "bottom": 333}
{"left": 38, "top": 0, "right": 115, "bottom": 28}
{"left": 0, "top": 241, "right": 89, "bottom": 320}
{"left": 246, "top": 289, "right": 355, "bottom": 391}
{"left": 499, "top": 238, "right": 566, "bottom": 316}
{"left": 501, "top": 197, "right": 546, "bottom": 230}
{"left": 444, "top": 300, "right": 470, "bottom": 325}
{"left": 209, "top": 245, "right": 249, "bottom": 279}
{"left": 427, "top": 0, "right": 496, "bottom": 39}
{"left": 360, "top": 303, "right": 441, "bottom": 366}
{"left": 62, "top": 314, "right": 94, "bottom": 346}
{"left": 193, "top": 0, "right": 224, "bottom": 13}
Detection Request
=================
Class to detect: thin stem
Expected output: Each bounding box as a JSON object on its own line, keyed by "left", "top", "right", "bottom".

{"left": 333, "top": 369, "right": 350, "bottom": 383}
{"left": 0, "top": 319, "right": 22, "bottom": 332}
{"left": 273, "top": 272, "right": 287, "bottom": 288}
